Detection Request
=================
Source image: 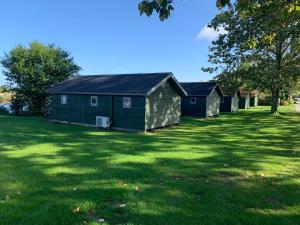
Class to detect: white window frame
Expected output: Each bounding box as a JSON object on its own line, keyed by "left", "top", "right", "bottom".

{"left": 190, "top": 97, "right": 197, "bottom": 104}
{"left": 61, "top": 95, "right": 67, "bottom": 105}
{"left": 123, "top": 97, "right": 132, "bottom": 109}
{"left": 90, "top": 96, "right": 98, "bottom": 107}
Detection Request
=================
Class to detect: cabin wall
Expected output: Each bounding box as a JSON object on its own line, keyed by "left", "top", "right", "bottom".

{"left": 51, "top": 94, "right": 112, "bottom": 125}
{"left": 239, "top": 96, "right": 250, "bottom": 109}
{"left": 250, "top": 96, "right": 258, "bottom": 107}
{"left": 232, "top": 94, "right": 239, "bottom": 112}
{"left": 206, "top": 89, "right": 220, "bottom": 116}
{"left": 181, "top": 96, "right": 207, "bottom": 117}
{"left": 220, "top": 96, "right": 232, "bottom": 112}
{"left": 145, "top": 80, "right": 181, "bottom": 130}
{"left": 112, "top": 96, "right": 146, "bottom": 131}
{"left": 51, "top": 94, "right": 145, "bottom": 130}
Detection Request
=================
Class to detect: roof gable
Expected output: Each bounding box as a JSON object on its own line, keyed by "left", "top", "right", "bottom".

{"left": 240, "top": 90, "right": 250, "bottom": 97}
{"left": 221, "top": 86, "right": 240, "bottom": 97}
{"left": 180, "top": 82, "right": 223, "bottom": 97}
{"left": 48, "top": 73, "right": 186, "bottom": 96}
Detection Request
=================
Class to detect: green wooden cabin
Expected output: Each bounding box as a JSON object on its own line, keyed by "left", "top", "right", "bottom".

{"left": 47, "top": 73, "right": 187, "bottom": 132}
{"left": 238, "top": 91, "right": 250, "bottom": 109}
{"left": 180, "top": 82, "right": 224, "bottom": 117}
{"left": 220, "top": 87, "right": 241, "bottom": 113}
{"left": 250, "top": 91, "right": 259, "bottom": 107}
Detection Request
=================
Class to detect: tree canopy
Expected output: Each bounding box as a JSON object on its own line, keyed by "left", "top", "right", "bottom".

{"left": 138, "top": 0, "right": 299, "bottom": 21}
{"left": 203, "top": 1, "right": 300, "bottom": 113}
{"left": 1, "top": 41, "right": 80, "bottom": 113}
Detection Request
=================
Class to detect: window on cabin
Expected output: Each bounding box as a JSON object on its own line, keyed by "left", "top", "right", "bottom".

{"left": 220, "top": 98, "right": 224, "bottom": 103}
{"left": 90, "top": 96, "right": 98, "bottom": 106}
{"left": 61, "top": 95, "right": 67, "bottom": 104}
{"left": 190, "top": 97, "right": 197, "bottom": 104}
{"left": 123, "top": 97, "right": 131, "bottom": 108}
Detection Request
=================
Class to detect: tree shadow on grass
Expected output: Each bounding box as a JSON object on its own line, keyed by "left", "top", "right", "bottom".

{"left": 0, "top": 106, "right": 299, "bottom": 225}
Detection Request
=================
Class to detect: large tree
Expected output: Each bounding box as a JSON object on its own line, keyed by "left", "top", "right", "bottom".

{"left": 1, "top": 42, "right": 80, "bottom": 113}
{"left": 203, "top": 0, "right": 300, "bottom": 113}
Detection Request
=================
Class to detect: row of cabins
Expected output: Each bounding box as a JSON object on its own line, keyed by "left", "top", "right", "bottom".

{"left": 48, "top": 73, "right": 258, "bottom": 132}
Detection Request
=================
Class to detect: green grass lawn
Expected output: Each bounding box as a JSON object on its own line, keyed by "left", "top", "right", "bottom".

{"left": 0, "top": 106, "right": 299, "bottom": 225}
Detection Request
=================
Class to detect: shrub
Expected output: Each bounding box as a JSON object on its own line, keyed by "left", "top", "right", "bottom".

{"left": 280, "top": 100, "right": 289, "bottom": 106}
{"left": 258, "top": 96, "right": 272, "bottom": 106}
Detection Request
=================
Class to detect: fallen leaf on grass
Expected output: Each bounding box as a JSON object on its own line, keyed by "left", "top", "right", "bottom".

{"left": 98, "top": 218, "right": 105, "bottom": 223}
{"left": 116, "top": 203, "right": 126, "bottom": 208}
{"left": 135, "top": 186, "right": 141, "bottom": 192}
{"left": 73, "top": 207, "right": 80, "bottom": 213}
{"left": 5, "top": 195, "right": 10, "bottom": 201}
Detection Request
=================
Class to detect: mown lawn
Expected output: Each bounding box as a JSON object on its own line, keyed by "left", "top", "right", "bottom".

{"left": 0, "top": 106, "right": 299, "bottom": 225}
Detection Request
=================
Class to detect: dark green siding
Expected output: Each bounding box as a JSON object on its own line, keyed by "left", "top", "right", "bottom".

{"left": 52, "top": 94, "right": 112, "bottom": 125}
{"left": 181, "top": 96, "right": 207, "bottom": 117}
{"left": 145, "top": 80, "right": 181, "bottom": 130}
{"left": 52, "top": 94, "right": 81, "bottom": 122}
{"left": 220, "top": 96, "right": 232, "bottom": 112}
{"left": 250, "top": 96, "right": 258, "bottom": 107}
{"left": 239, "top": 96, "right": 250, "bottom": 109}
{"left": 80, "top": 95, "right": 112, "bottom": 125}
{"left": 112, "top": 96, "right": 146, "bottom": 131}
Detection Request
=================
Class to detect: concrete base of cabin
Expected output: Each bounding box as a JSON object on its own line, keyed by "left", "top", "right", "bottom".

{"left": 47, "top": 119, "right": 177, "bottom": 132}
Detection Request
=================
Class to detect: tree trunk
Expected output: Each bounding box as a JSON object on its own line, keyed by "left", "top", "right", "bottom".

{"left": 271, "top": 89, "right": 280, "bottom": 114}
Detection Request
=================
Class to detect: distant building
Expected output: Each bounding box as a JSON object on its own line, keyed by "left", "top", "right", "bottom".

{"left": 239, "top": 91, "right": 250, "bottom": 109}
{"left": 250, "top": 91, "right": 259, "bottom": 107}
{"left": 220, "top": 87, "right": 241, "bottom": 112}
{"left": 180, "top": 82, "right": 224, "bottom": 117}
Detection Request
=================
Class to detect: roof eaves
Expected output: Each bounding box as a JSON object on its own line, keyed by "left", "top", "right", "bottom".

{"left": 48, "top": 91, "right": 146, "bottom": 96}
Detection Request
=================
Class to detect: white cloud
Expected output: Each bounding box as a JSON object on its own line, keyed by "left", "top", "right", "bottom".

{"left": 197, "top": 25, "right": 227, "bottom": 41}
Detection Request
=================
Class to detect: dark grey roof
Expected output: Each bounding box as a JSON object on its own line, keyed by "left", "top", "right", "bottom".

{"left": 220, "top": 86, "right": 240, "bottom": 97}
{"left": 48, "top": 72, "right": 187, "bottom": 96}
{"left": 180, "top": 82, "right": 223, "bottom": 97}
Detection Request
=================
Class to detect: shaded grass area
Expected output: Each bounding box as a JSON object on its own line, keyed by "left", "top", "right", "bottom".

{"left": 0, "top": 106, "right": 299, "bottom": 225}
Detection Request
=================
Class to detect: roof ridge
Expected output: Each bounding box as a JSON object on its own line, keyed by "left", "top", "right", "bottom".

{"left": 77, "top": 72, "right": 173, "bottom": 77}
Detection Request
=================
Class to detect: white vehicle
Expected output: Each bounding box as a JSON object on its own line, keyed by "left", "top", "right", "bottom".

{"left": 294, "top": 98, "right": 300, "bottom": 104}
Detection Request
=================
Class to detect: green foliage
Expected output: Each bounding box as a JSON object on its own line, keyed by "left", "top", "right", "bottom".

{"left": 0, "top": 85, "right": 10, "bottom": 93}
{"left": 203, "top": 1, "right": 300, "bottom": 114}
{"left": 138, "top": 0, "right": 174, "bottom": 21}
{"left": 1, "top": 42, "right": 80, "bottom": 113}
{"left": 138, "top": 0, "right": 299, "bottom": 21}
{"left": 0, "top": 106, "right": 300, "bottom": 225}
{"left": 280, "top": 99, "right": 290, "bottom": 106}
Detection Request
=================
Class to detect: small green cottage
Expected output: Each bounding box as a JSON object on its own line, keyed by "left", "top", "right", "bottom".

{"left": 47, "top": 73, "right": 187, "bottom": 131}
{"left": 180, "top": 82, "right": 224, "bottom": 117}
{"left": 220, "top": 87, "right": 241, "bottom": 112}
{"left": 250, "top": 91, "right": 259, "bottom": 107}
{"left": 238, "top": 91, "right": 250, "bottom": 109}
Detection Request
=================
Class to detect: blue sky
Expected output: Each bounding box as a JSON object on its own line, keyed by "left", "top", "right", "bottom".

{"left": 0, "top": 0, "right": 221, "bottom": 85}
